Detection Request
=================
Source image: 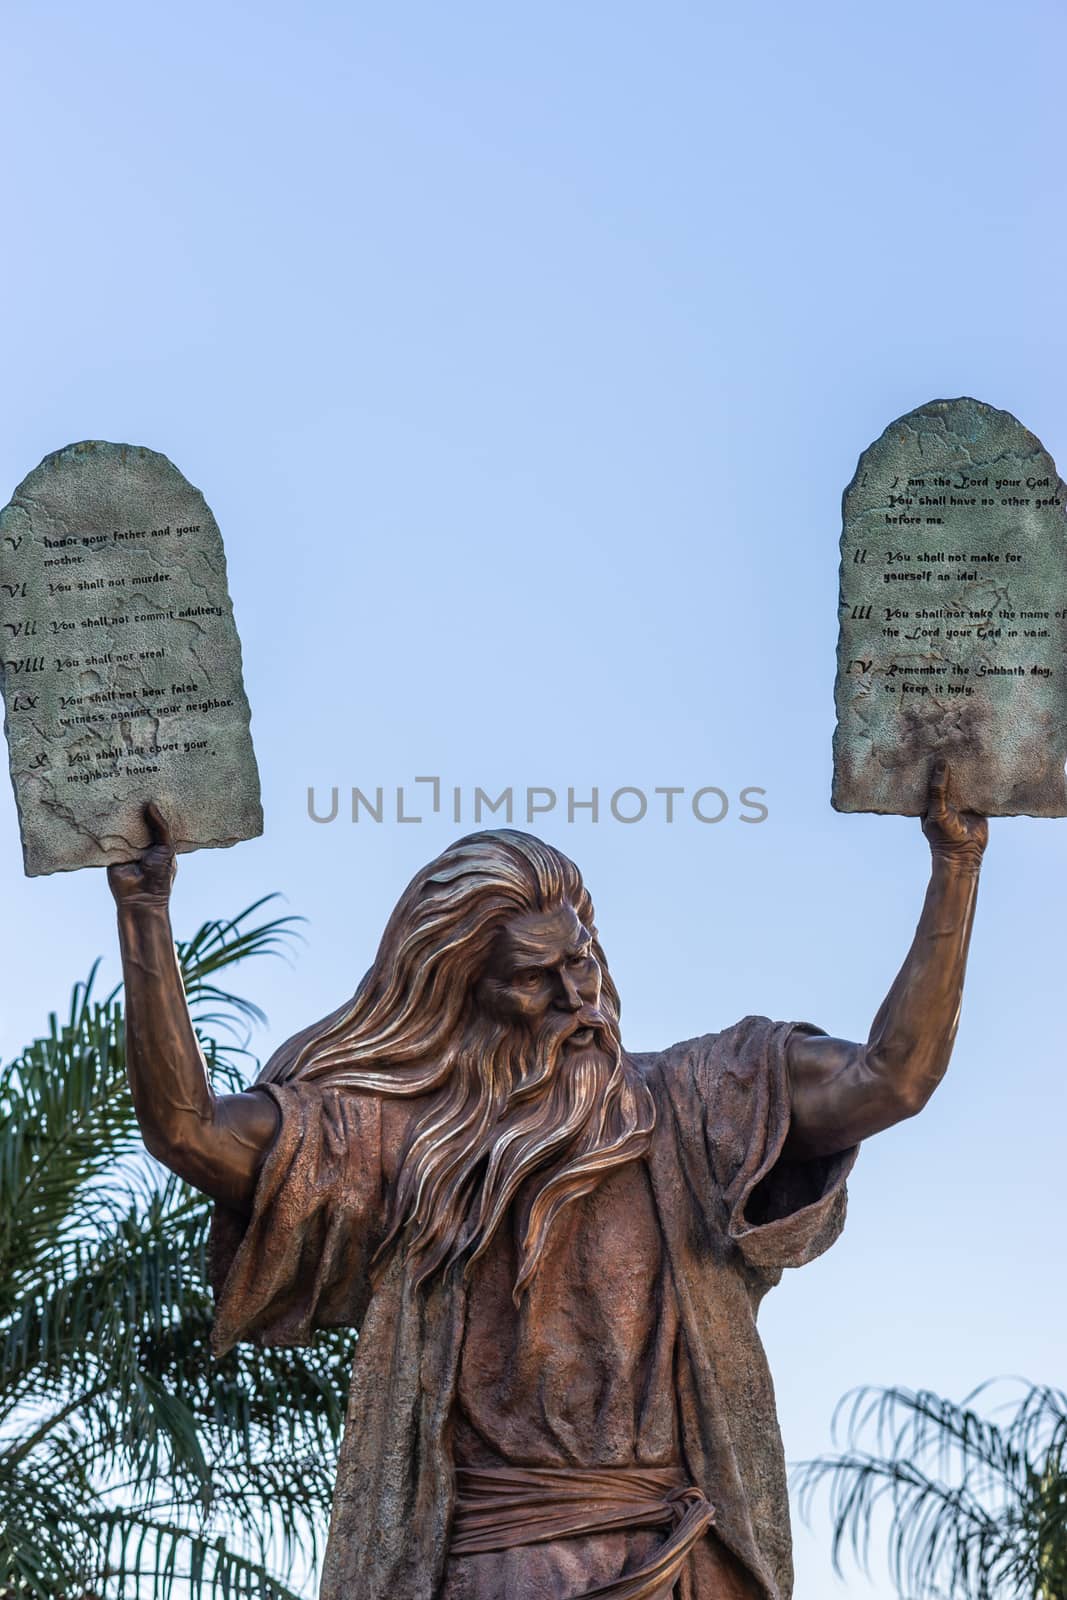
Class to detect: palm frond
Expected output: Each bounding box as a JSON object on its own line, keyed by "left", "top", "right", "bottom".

{"left": 0, "top": 1468, "right": 309, "bottom": 1600}
{"left": 174, "top": 898, "right": 304, "bottom": 1043}
{"left": 795, "top": 1380, "right": 1067, "bottom": 1599}
{"left": 0, "top": 900, "right": 343, "bottom": 1599}
{"left": 0, "top": 903, "right": 301, "bottom": 1304}
{"left": 0, "top": 970, "right": 130, "bottom": 1299}
{"left": 93, "top": 1507, "right": 309, "bottom": 1600}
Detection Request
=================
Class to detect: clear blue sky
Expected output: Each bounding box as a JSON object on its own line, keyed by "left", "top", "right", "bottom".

{"left": 3, "top": 4, "right": 1065, "bottom": 1594}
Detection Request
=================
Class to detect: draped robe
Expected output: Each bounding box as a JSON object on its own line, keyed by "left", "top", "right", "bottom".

{"left": 211, "top": 1016, "right": 856, "bottom": 1599}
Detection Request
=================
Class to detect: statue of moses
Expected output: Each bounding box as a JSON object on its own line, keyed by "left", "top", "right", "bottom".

{"left": 110, "top": 761, "right": 986, "bottom": 1599}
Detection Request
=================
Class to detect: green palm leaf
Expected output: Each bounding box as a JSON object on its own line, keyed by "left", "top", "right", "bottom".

{"left": 795, "top": 1380, "right": 1067, "bottom": 1599}
{"left": 0, "top": 901, "right": 344, "bottom": 1600}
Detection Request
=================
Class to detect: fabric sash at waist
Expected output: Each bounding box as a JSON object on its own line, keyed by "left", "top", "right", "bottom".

{"left": 450, "top": 1463, "right": 715, "bottom": 1600}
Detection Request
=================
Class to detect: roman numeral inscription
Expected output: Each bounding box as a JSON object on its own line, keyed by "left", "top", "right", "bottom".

{"left": 0, "top": 440, "right": 262, "bottom": 875}
{"left": 832, "top": 397, "right": 1067, "bottom": 816}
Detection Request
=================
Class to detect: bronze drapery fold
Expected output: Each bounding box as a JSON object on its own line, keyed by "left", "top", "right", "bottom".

{"left": 450, "top": 1463, "right": 715, "bottom": 1599}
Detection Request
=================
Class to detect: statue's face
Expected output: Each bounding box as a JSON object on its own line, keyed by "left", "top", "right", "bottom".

{"left": 475, "top": 900, "right": 605, "bottom": 1052}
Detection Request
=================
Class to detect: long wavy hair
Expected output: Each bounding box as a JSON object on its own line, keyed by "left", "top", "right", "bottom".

{"left": 259, "top": 830, "right": 655, "bottom": 1295}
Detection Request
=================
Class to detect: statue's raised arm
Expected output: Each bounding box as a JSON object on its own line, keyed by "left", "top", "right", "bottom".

{"left": 784, "top": 759, "right": 988, "bottom": 1161}
{"left": 110, "top": 804, "right": 279, "bottom": 1212}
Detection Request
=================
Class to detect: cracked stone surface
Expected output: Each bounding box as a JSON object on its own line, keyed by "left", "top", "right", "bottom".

{"left": 832, "top": 398, "right": 1067, "bottom": 817}
{"left": 1, "top": 440, "right": 262, "bottom": 875}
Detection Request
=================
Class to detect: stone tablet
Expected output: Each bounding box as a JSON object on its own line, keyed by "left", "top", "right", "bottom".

{"left": 833, "top": 398, "right": 1067, "bottom": 816}
{"left": 1, "top": 441, "right": 262, "bottom": 875}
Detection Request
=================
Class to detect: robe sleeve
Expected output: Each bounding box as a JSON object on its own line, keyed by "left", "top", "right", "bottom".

{"left": 209, "top": 1080, "right": 384, "bottom": 1355}
{"left": 691, "top": 1015, "right": 858, "bottom": 1275}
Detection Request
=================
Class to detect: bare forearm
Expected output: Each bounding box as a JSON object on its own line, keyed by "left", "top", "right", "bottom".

{"left": 787, "top": 859, "right": 980, "bottom": 1157}
{"left": 786, "top": 762, "right": 987, "bottom": 1159}
{"left": 118, "top": 901, "right": 212, "bottom": 1154}
{"left": 117, "top": 901, "right": 276, "bottom": 1208}
{"left": 864, "top": 854, "right": 980, "bottom": 1112}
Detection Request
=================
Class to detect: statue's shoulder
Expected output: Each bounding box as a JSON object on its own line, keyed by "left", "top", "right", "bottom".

{"left": 630, "top": 1016, "right": 780, "bottom": 1092}
{"left": 629, "top": 1032, "right": 714, "bottom": 1077}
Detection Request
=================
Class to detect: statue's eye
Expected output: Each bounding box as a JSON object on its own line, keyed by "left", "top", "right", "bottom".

{"left": 567, "top": 952, "right": 589, "bottom": 969}
{"left": 516, "top": 969, "right": 543, "bottom": 987}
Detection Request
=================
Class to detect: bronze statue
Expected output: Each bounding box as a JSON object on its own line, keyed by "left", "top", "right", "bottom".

{"left": 111, "top": 761, "right": 986, "bottom": 1600}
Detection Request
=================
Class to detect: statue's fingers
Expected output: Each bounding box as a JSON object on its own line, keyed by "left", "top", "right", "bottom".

{"left": 145, "top": 801, "right": 174, "bottom": 851}
{"left": 926, "top": 757, "right": 950, "bottom": 816}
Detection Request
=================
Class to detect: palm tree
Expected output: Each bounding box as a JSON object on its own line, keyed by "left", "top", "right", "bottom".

{"left": 0, "top": 902, "right": 351, "bottom": 1598}
{"left": 795, "top": 1380, "right": 1067, "bottom": 1599}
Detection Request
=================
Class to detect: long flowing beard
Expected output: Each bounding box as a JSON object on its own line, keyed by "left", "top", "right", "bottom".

{"left": 375, "top": 1013, "right": 655, "bottom": 1300}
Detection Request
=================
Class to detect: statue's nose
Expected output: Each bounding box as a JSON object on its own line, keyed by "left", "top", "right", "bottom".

{"left": 557, "top": 971, "right": 583, "bottom": 1010}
